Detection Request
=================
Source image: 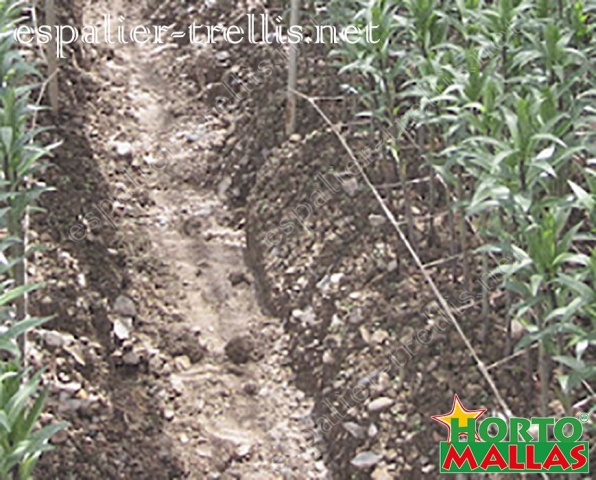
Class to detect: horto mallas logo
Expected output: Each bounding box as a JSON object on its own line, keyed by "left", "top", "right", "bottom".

{"left": 431, "top": 394, "right": 589, "bottom": 473}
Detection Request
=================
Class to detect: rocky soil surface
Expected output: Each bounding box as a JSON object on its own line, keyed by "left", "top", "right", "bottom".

{"left": 22, "top": 0, "right": 595, "bottom": 479}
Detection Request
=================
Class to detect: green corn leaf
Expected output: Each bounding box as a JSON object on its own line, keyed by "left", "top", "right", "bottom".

{"left": 0, "top": 283, "right": 42, "bottom": 309}
{"left": 4, "top": 316, "right": 51, "bottom": 342}
{"left": 544, "top": 297, "right": 584, "bottom": 323}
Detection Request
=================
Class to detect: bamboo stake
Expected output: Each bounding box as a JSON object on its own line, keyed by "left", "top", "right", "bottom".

{"left": 285, "top": 0, "right": 300, "bottom": 135}
{"left": 456, "top": 167, "right": 470, "bottom": 291}
{"left": 45, "top": 0, "right": 58, "bottom": 112}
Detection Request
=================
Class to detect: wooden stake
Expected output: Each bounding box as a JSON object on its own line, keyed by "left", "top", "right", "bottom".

{"left": 45, "top": 0, "right": 58, "bottom": 112}
{"left": 285, "top": 0, "right": 300, "bottom": 136}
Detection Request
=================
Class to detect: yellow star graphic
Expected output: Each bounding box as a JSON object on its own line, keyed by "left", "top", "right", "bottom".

{"left": 431, "top": 394, "right": 486, "bottom": 442}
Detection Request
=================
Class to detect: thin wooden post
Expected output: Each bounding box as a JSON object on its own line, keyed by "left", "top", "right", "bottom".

{"left": 285, "top": 0, "right": 300, "bottom": 135}
{"left": 45, "top": 0, "right": 58, "bottom": 112}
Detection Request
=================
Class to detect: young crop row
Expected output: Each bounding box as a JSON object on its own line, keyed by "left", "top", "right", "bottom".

{"left": 0, "top": 1, "right": 65, "bottom": 478}
{"left": 321, "top": 0, "right": 596, "bottom": 420}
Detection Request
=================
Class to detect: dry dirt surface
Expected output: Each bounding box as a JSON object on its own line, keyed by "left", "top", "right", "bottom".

{"left": 31, "top": 0, "right": 328, "bottom": 478}
{"left": 25, "top": 0, "right": 596, "bottom": 479}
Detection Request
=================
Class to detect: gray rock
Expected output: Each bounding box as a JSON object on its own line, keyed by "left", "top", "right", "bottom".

{"left": 368, "top": 214, "right": 386, "bottom": 227}
{"left": 59, "top": 381, "right": 82, "bottom": 395}
{"left": 58, "top": 398, "right": 83, "bottom": 413}
{"left": 113, "top": 317, "right": 132, "bottom": 341}
{"left": 114, "top": 141, "right": 133, "bottom": 159}
{"left": 342, "top": 178, "right": 359, "bottom": 197}
{"left": 122, "top": 350, "right": 141, "bottom": 366}
{"left": 322, "top": 350, "right": 334, "bottom": 365}
{"left": 342, "top": 422, "right": 365, "bottom": 439}
{"left": 113, "top": 295, "right": 136, "bottom": 317}
{"left": 350, "top": 451, "right": 383, "bottom": 470}
{"left": 215, "top": 50, "right": 230, "bottom": 62}
{"left": 224, "top": 334, "right": 255, "bottom": 365}
{"left": 371, "top": 329, "right": 389, "bottom": 345}
{"left": 386, "top": 259, "right": 399, "bottom": 273}
{"left": 348, "top": 308, "right": 364, "bottom": 324}
{"left": 234, "top": 443, "right": 252, "bottom": 459}
{"left": 217, "top": 176, "right": 232, "bottom": 198}
{"left": 368, "top": 423, "right": 378, "bottom": 437}
{"left": 291, "top": 307, "right": 316, "bottom": 324}
{"left": 368, "top": 397, "right": 394, "bottom": 413}
{"left": 43, "top": 330, "right": 65, "bottom": 348}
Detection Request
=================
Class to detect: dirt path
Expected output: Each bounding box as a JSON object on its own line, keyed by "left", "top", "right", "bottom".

{"left": 75, "top": 0, "right": 327, "bottom": 478}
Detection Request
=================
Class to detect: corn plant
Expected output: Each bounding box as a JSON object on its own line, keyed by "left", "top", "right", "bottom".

{"left": 440, "top": 0, "right": 596, "bottom": 415}
{"left": 328, "top": 0, "right": 421, "bottom": 246}
{"left": 0, "top": 1, "right": 65, "bottom": 478}
{"left": 324, "top": 0, "right": 596, "bottom": 418}
{"left": 0, "top": 334, "right": 66, "bottom": 480}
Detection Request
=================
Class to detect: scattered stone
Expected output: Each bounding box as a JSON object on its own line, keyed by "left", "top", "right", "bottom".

{"left": 386, "top": 259, "right": 399, "bottom": 273}
{"left": 374, "top": 372, "right": 390, "bottom": 394}
{"left": 113, "top": 141, "right": 133, "bottom": 159}
{"left": 58, "top": 398, "right": 83, "bottom": 413}
{"left": 368, "top": 423, "right": 379, "bottom": 437}
{"left": 163, "top": 408, "right": 175, "bottom": 421}
{"left": 170, "top": 376, "right": 185, "bottom": 396}
{"left": 510, "top": 318, "right": 525, "bottom": 339}
{"left": 112, "top": 317, "right": 132, "bottom": 341}
{"left": 350, "top": 451, "right": 383, "bottom": 470}
{"left": 330, "top": 272, "right": 344, "bottom": 284}
{"left": 122, "top": 350, "right": 141, "bottom": 366}
{"left": 59, "top": 381, "right": 82, "bottom": 395}
{"left": 315, "top": 275, "right": 331, "bottom": 291}
{"left": 43, "top": 330, "right": 65, "bottom": 348}
{"left": 330, "top": 314, "right": 343, "bottom": 330}
{"left": 359, "top": 326, "right": 371, "bottom": 344}
{"left": 385, "top": 449, "right": 398, "bottom": 461}
{"left": 372, "top": 465, "right": 393, "bottom": 480}
{"left": 228, "top": 271, "right": 249, "bottom": 286}
{"left": 243, "top": 382, "right": 258, "bottom": 396}
{"left": 113, "top": 295, "right": 136, "bottom": 318}
{"left": 289, "top": 133, "right": 302, "bottom": 143}
{"left": 322, "top": 350, "right": 334, "bottom": 365}
{"left": 368, "top": 397, "right": 394, "bottom": 413}
{"left": 161, "top": 327, "right": 205, "bottom": 363}
{"left": 371, "top": 329, "right": 389, "bottom": 345}
{"left": 186, "top": 133, "right": 200, "bottom": 143}
{"left": 149, "top": 355, "right": 166, "bottom": 374}
{"left": 77, "top": 272, "right": 87, "bottom": 288}
{"left": 143, "top": 155, "right": 159, "bottom": 166}
{"left": 63, "top": 343, "right": 86, "bottom": 366}
{"left": 217, "top": 176, "right": 232, "bottom": 198}
{"left": 224, "top": 334, "right": 255, "bottom": 365}
{"left": 342, "top": 178, "right": 359, "bottom": 197}
{"left": 215, "top": 50, "right": 230, "bottom": 62}
{"left": 174, "top": 355, "right": 191, "bottom": 371}
{"left": 291, "top": 307, "right": 316, "bottom": 324}
{"left": 235, "top": 443, "right": 252, "bottom": 459}
{"left": 342, "top": 422, "right": 365, "bottom": 439}
{"left": 368, "top": 214, "right": 386, "bottom": 227}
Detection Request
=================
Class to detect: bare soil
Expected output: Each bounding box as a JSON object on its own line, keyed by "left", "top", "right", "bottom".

{"left": 24, "top": 0, "right": 595, "bottom": 479}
